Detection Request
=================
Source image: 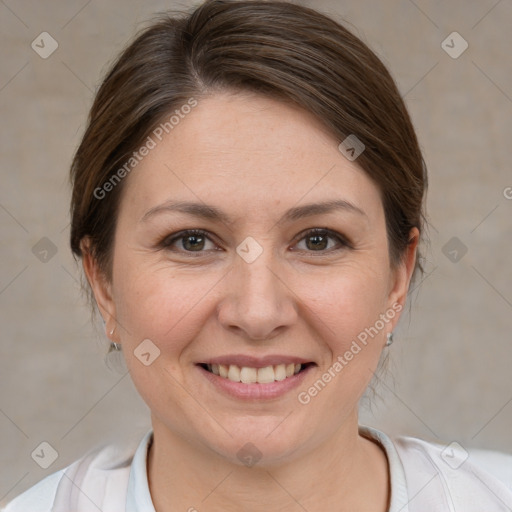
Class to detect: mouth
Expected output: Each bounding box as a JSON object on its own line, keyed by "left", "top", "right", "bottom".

{"left": 197, "top": 362, "right": 316, "bottom": 384}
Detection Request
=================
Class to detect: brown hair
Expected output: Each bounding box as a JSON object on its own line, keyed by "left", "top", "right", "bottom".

{"left": 70, "top": 0, "right": 427, "bottom": 283}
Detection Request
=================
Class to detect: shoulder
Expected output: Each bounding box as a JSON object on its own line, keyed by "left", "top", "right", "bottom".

{"left": 394, "top": 434, "right": 512, "bottom": 509}
{"left": 1, "top": 436, "right": 140, "bottom": 512}
{"left": 1, "top": 470, "right": 65, "bottom": 512}
{"left": 466, "top": 445, "right": 512, "bottom": 487}
{"left": 394, "top": 435, "right": 512, "bottom": 487}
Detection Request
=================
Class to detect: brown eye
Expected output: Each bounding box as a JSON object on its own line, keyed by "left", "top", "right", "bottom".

{"left": 181, "top": 233, "right": 205, "bottom": 251}
{"left": 294, "top": 228, "right": 350, "bottom": 253}
{"left": 305, "top": 233, "right": 329, "bottom": 251}
{"left": 161, "top": 229, "right": 217, "bottom": 253}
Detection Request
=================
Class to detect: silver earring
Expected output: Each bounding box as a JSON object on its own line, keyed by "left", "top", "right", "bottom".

{"left": 108, "top": 327, "right": 121, "bottom": 352}
{"left": 385, "top": 332, "right": 394, "bottom": 347}
{"left": 108, "top": 341, "right": 122, "bottom": 352}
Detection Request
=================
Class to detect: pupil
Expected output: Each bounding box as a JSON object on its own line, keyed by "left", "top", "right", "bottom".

{"left": 181, "top": 234, "right": 329, "bottom": 252}
{"left": 184, "top": 235, "right": 204, "bottom": 251}
{"left": 307, "top": 234, "right": 327, "bottom": 250}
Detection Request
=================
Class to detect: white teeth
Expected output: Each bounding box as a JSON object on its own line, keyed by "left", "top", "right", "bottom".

{"left": 240, "top": 366, "right": 257, "bottom": 384}
{"left": 227, "top": 364, "right": 241, "bottom": 382}
{"left": 274, "top": 364, "right": 287, "bottom": 381}
{"left": 219, "top": 364, "right": 229, "bottom": 378}
{"left": 208, "top": 363, "right": 304, "bottom": 383}
{"left": 257, "top": 366, "right": 275, "bottom": 384}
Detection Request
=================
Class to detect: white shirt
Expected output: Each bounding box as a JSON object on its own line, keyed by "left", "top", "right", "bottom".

{"left": 2, "top": 425, "right": 512, "bottom": 511}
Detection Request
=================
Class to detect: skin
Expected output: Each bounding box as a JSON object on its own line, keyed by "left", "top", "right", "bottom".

{"left": 83, "top": 91, "right": 418, "bottom": 512}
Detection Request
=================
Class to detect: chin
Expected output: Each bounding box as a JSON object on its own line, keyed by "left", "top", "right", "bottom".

{"left": 201, "top": 417, "right": 309, "bottom": 468}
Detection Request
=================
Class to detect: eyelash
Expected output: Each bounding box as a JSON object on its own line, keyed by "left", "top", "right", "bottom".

{"left": 159, "top": 228, "right": 352, "bottom": 256}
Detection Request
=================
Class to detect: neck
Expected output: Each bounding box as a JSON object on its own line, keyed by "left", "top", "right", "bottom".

{"left": 147, "top": 414, "right": 390, "bottom": 512}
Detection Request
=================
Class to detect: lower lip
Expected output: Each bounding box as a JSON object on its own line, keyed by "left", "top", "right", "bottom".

{"left": 197, "top": 364, "right": 315, "bottom": 400}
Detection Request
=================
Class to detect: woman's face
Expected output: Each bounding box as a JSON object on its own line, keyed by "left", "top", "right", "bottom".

{"left": 86, "top": 92, "right": 417, "bottom": 466}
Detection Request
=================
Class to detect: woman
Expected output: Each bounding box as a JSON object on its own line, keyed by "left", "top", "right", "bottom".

{"left": 3, "top": 1, "right": 512, "bottom": 510}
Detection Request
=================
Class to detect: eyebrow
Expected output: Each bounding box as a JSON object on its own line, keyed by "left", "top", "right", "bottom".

{"left": 140, "top": 199, "right": 367, "bottom": 225}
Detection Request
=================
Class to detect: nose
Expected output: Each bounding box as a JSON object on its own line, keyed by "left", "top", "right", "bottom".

{"left": 217, "top": 246, "right": 298, "bottom": 341}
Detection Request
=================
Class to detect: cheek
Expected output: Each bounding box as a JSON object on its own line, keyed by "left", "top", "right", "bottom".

{"left": 301, "top": 262, "right": 391, "bottom": 345}
{"left": 113, "top": 251, "right": 391, "bottom": 353}
{"left": 290, "top": 265, "right": 391, "bottom": 427}
{"left": 112, "top": 259, "right": 219, "bottom": 352}
{"left": 112, "top": 263, "right": 212, "bottom": 419}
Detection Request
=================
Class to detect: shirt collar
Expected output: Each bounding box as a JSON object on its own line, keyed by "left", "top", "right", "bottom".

{"left": 359, "top": 424, "right": 410, "bottom": 512}
{"left": 126, "top": 429, "right": 156, "bottom": 512}
{"left": 126, "top": 425, "right": 409, "bottom": 512}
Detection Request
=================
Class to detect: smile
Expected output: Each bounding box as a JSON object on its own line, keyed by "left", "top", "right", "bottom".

{"left": 202, "top": 363, "right": 307, "bottom": 384}
{"left": 196, "top": 355, "right": 316, "bottom": 400}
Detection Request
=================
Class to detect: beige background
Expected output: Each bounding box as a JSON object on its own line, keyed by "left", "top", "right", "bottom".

{"left": 1, "top": 0, "right": 511, "bottom": 501}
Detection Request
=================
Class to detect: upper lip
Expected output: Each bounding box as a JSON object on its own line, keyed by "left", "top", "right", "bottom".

{"left": 199, "top": 354, "right": 315, "bottom": 368}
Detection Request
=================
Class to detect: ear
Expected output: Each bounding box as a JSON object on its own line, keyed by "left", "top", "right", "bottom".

{"left": 386, "top": 227, "right": 419, "bottom": 330}
{"left": 81, "top": 238, "right": 117, "bottom": 339}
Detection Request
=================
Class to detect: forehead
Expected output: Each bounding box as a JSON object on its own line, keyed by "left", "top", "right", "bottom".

{"left": 118, "top": 92, "right": 383, "bottom": 224}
